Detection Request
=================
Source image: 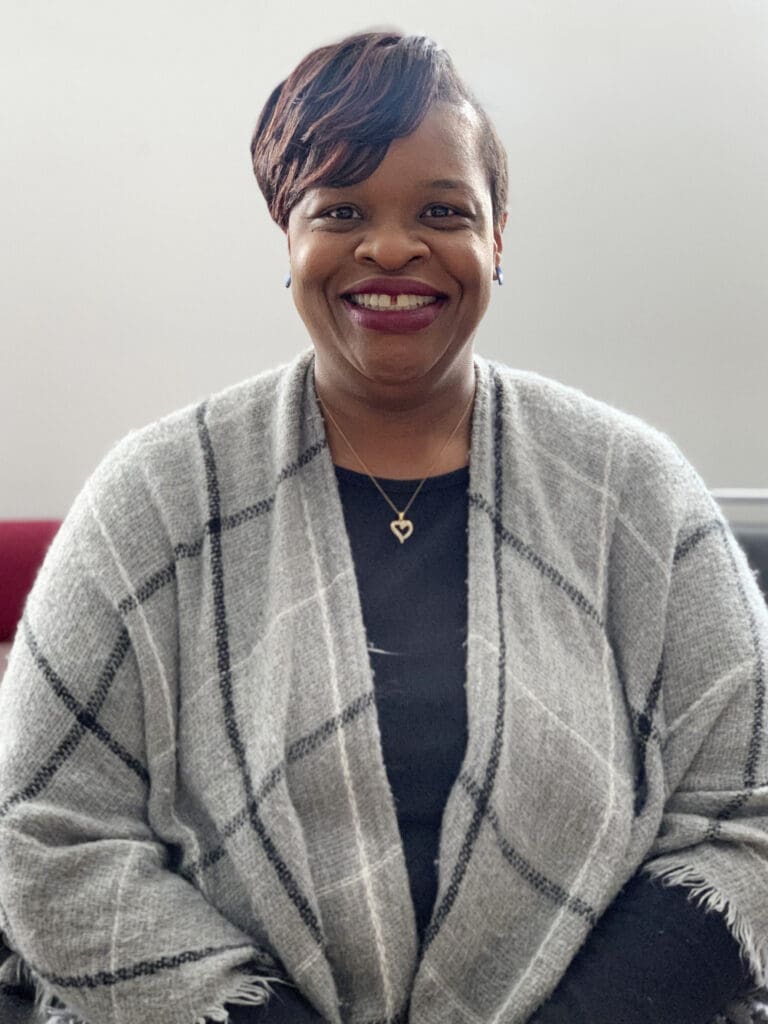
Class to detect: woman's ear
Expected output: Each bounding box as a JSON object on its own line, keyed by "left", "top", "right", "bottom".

{"left": 494, "top": 210, "right": 507, "bottom": 264}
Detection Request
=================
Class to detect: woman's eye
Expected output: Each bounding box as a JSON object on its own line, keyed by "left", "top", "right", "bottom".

{"left": 424, "top": 204, "right": 458, "bottom": 218}
{"left": 324, "top": 206, "right": 361, "bottom": 220}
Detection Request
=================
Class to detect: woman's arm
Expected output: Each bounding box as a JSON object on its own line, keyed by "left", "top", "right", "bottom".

{"left": 533, "top": 445, "right": 768, "bottom": 1023}
{"left": 0, "top": 482, "right": 279, "bottom": 1024}
{"left": 528, "top": 872, "right": 750, "bottom": 1024}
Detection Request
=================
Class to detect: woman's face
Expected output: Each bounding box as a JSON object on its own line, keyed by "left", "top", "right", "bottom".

{"left": 285, "top": 102, "right": 505, "bottom": 400}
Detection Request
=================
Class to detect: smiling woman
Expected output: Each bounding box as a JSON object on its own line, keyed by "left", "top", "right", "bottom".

{"left": 251, "top": 34, "right": 506, "bottom": 479}
{"left": 1, "top": 28, "right": 767, "bottom": 1024}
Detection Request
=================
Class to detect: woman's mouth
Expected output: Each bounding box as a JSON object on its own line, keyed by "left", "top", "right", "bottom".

{"left": 341, "top": 292, "right": 447, "bottom": 333}
{"left": 347, "top": 292, "right": 438, "bottom": 311}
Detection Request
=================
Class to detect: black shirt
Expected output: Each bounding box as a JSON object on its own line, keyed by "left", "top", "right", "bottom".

{"left": 336, "top": 463, "right": 471, "bottom": 941}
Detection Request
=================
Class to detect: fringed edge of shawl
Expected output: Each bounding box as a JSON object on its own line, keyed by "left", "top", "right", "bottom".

{"left": 643, "top": 862, "right": 768, "bottom": 1023}
{"left": 33, "top": 974, "right": 90, "bottom": 1024}
{"left": 642, "top": 862, "right": 768, "bottom": 985}
{"left": 33, "top": 968, "right": 282, "bottom": 1024}
{"left": 710, "top": 995, "right": 768, "bottom": 1024}
{"left": 195, "top": 972, "right": 283, "bottom": 1024}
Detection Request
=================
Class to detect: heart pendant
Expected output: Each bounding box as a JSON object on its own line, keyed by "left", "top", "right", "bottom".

{"left": 390, "top": 517, "right": 414, "bottom": 543}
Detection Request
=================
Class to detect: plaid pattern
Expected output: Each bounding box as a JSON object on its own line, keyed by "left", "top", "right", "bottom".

{"left": 1, "top": 350, "right": 766, "bottom": 1024}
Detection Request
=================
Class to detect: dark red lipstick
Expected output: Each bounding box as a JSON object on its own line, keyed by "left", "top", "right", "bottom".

{"left": 340, "top": 278, "right": 448, "bottom": 334}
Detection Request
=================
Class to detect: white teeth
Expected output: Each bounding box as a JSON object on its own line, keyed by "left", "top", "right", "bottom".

{"left": 348, "top": 292, "right": 438, "bottom": 311}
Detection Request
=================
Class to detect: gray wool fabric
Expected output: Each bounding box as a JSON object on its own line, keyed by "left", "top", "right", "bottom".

{"left": 1, "top": 350, "right": 767, "bottom": 1024}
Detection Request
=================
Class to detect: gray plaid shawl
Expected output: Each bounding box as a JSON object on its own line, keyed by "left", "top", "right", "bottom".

{"left": 1, "top": 350, "right": 767, "bottom": 1024}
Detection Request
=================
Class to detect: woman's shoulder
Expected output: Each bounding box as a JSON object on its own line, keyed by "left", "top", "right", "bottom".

{"left": 108, "top": 358, "right": 297, "bottom": 460}
{"left": 93, "top": 356, "right": 303, "bottom": 484}
{"left": 483, "top": 358, "right": 667, "bottom": 445}
{"left": 62, "top": 355, "right": 308, "bottom": 573}
{"left": 479, "top": 357, "right": 712, "bottom": 525}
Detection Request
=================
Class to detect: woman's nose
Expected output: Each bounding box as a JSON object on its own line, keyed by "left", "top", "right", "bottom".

{"left": 354, "top": 222, "right": 430, "bottom": 269}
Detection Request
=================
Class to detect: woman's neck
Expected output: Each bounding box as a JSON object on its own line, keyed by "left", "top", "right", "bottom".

{"left": 314, "top": 362, "right": 476, "bottom": 480}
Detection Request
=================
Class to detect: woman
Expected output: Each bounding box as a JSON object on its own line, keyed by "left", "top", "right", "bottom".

{"left": 0, "top": 30, "right": 766, "bottom": 1024}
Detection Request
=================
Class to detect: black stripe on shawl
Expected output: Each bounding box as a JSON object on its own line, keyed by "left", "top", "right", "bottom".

{"left": 36, "top": 943, "right": 256, "bottom": 990}
{"left": 632, "top": 654, "right": 665, "bottom": 817}
{"left": 457, "top": 772, "right": 599, "bottom": 925}
{"left": 276, "top": 440, "right": 328, "bottom": 483}
{"left": 118, "top": 499, "right": 275, "bottom": 613}
{"left": 118, "top": 562, "right": 177, "bottom": 614}
{"left": 195, "top": 403, "right": 324, "bottom": 945}
{"left": 673, "top": 518, "right": 723, "bottom": 565}
{"left": 21, "top": 621, "right": 148, "bottom": 785}
{"left": 709, "top": 766, "right": 768, "bottom": 836}
{"left": 180, "top": 691, "right": 376, "bottom": 881}
{"left": 115, "top": 442, "right": 325, "bottom": 614}
{"left": 286, "top": 690, "right": 376, "bottom": 762}
{"left": 183, "top": 806, "right": 251, "bottom": 878}
{"left": 175, "top": 538, "right": 206, "bottom": 559}
{"left": 1, "top": 626, "right": 135, "bottom": 818}
{"left": 221, "top": 496, "right": 276, "bottom": 532}
{"left": 468, "top": 493, "right": 604, "bottom": 628}
{"left": 421, "top": 369, "right": 509, "bottom": 952}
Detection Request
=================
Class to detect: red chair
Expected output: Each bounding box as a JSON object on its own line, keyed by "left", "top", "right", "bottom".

{"left": 0, "top": 520, "right": 61, "bottom": 679}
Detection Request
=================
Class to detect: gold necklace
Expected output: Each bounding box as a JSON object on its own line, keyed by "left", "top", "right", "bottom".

{"left": 317, "top": 381, "right": 475, "bottom": 544}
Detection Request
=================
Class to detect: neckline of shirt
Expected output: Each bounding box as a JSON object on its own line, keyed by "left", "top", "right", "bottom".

{"left": 334, "top": 463, "right": 470, "bottom": 494}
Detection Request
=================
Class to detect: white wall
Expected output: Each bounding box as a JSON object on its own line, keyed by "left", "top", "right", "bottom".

{"left": 2, "top": 0, "right": 766, "bottom": 517}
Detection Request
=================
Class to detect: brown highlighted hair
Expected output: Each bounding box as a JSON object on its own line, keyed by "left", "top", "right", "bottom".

{"left": 251, "top": 31, "right": 508, "bottom": 230}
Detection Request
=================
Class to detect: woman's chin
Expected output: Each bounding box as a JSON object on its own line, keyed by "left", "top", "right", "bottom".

{"left": 355, "top": 353, "right": 441, "bottom": 393}
{"left": 312, "top": 327, "right": 473, "bottom": 400}
{"left": 346, "top": 335, "right": 465, "bottom": 392}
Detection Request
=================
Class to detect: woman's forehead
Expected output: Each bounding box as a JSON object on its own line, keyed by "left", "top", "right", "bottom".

{"left": 389, "top": 102, "right": 482, "bottom": 164}
{"left": 348, "top": 105, "right": 487, "bottom": 194}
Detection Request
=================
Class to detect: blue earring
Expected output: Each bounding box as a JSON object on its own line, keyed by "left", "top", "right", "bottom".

{"left": 495, "top": 265, "right": 504, "bottom": 286}
{"left": 284, "top": 271, "right": 291, "bottom": 288}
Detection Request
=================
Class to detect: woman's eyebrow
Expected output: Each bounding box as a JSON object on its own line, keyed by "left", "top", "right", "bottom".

{"left": 420, "top": 178, "right": 468, "bottom": 190}
{"left": 419, "top": 179, "right": 482, "bottom": 202}
{"left": 309, "top": 179, "right": 482, "bottom": 204}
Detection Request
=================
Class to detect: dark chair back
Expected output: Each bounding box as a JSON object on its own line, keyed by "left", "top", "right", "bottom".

{"left": 733, "top": 526, "right": 768, "bottom": 601}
